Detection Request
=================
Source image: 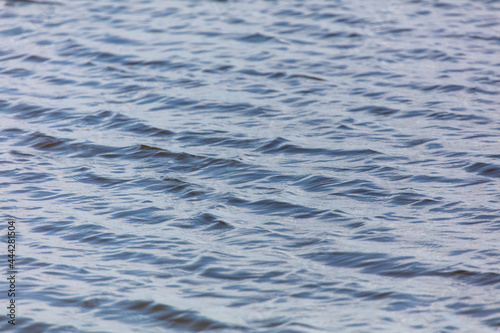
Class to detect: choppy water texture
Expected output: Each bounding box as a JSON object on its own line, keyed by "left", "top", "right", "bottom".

{"left": 1, "top": 0, "right": 499, "bottom": 332}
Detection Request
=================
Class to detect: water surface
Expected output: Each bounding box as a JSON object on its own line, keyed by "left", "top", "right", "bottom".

{"left": 0, "top": 0, "right": 499, "bottom": 332}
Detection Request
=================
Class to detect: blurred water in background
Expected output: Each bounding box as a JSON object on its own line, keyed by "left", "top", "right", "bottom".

{"left": 0, "top": 0, "right": 499, "bottom": 332}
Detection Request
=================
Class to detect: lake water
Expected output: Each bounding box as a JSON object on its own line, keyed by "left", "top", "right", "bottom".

{"left": 1, "top": 0, "right": 499, "bottom": 332}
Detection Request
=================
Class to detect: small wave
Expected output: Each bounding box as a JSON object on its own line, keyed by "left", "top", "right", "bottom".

{"left": 465, "top": 162, "right": 500, "bottom": 178}
{"left": 108, "top": 299, "right": 241, "bottom": 331}
{"left": 348, "top": 105, "right": 399, "bottom": 116}
{"left": 236, "top": 33, "right": 276, "bottom": 43}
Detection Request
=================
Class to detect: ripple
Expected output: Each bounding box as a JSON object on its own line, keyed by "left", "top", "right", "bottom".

{"left": 105, "top": 300, "right": 241, "bottom": 331}
{"left": 348, "top": 105, "right": 399, "bottom": 116}
{"left": 236, "top": 33, "right": 277, "bottom": 43}
{"left": 465, "top": 162, "right": 500, "bottom": 178}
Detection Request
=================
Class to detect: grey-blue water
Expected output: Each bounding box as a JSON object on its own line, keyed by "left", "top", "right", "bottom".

{"left": 1, "top": 0, "right": 499, "bottom": 332}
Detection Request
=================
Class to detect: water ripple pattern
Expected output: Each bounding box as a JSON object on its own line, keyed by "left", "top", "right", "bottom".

{"left": 1, "top": 0, "right": 499, "bottom": 332}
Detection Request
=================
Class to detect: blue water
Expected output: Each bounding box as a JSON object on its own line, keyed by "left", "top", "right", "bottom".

{"left": 1, "top": 0, "right": 499, "bottom": 332}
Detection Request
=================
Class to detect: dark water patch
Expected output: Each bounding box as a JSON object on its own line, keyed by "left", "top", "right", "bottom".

{"left": 32, "top": 220, "right": 80, "bottom": 235}
{"left": 62, "top": 229, "right": 125, "bottom": 246}
{"left": 116, "top": 83, "right": 147, "bottom": 94}
{"left": 351, "top": 227, "right": 399, "bottom": 243}
{"left": 436, "top": 85, "right": 465, "bottom": 92}
{"left": 228, "top": 197, "right": 326, "bottom": 219}
{"left": 397, "top": 48, "right": 454, "bottom": 61}
{"left": 236, "top": 33, "right": 277, "bottom": 43}
{"left": 123, "top": 144, "right": 256, "bottom": 180}
{"left": 74, "top": 171, "right": 130, "bottom": 188}
{"left": 288, "top": 74, "right": 325, "bottom": 81}
{"left": 336, "top": 187, "right": 390, "bottom": 202}
{"left": 105, "top": 300, "right": 239, "bottom": 331}
{"left": 176, "top": 131, "right": 261, "bottom": 149}
{"left": 31, "top": 220, "right": 141, "bottom": 249}
{"left": 139, "top": 176, "right": 202, "bottom": 196}
{"left": 321, "top": 31, "right": 363, "bottom": 39}
{"left": 16, "top": 131, "right": 73, "bottom": 151}
{"left": 294, "top": 175, "right": 340, "bottom": 193}
{"left": 5, "top": 103, "right": 53, "bottom": 120}
{"left": 465, "top": 162, "right": 500, "bottom": 178}
{"left": 66, "top": 142, "right": 120, "bottom": 159}
{"left": 273, "top": 9, "right": 306, "bottom": 18}
{"left": 448, "top": 302, "right": 500, "bottom": 328}
{"left": 202, "top": 266, "right": 285, "bottom": 282}
{"left": 97, "top": 112, "right": 174, "bottom": 137}
{"left": 225, "top": 169, "right": 274, "bottom": 185}
{"left": 123, "top": 94, "right": 166, "bottom": 108}
{"left": 353, "top": 71, "right": 389, "bottom": 78}
{"left": 124, "top": 59, "right": 194, "bottom": 71}
{"left": 26, "top": 189, "right": 73, "bottom": 201}
{"left": 42, "top": 75, "right": 76, "bottom": 86}
{"left": 0, "top": 320, "right": 53, "bottom": 333}
{"left": 173, "top": 78, "right": 207, "bottom": 89}
{"left": 301, "top": 251, "right": 424, "bottom": 278}
{"left": 242, "top": 85, "right": 279, "bottom": 95}
{"left": 188, "top": 101, "right": 282, "bottom": 118}
{"left": 58, "top": 39, "right": 135, "bottom": 66}
{"left": 257, "top": 137, "right": 380, "bottom": 158}
{"left": 238, "top": 69, "right": 272, "bottom": 77}
{"left": 302, "top": 251, "right": 500, "bottom": 287}
{"left": 23, "top": 55, "right": 49, "bottom": 63}
{"left": 181, "top": 255, "right": 219, "bottom": 272}
{"left": 97, "top": 34, "right": 140, "bottom": 46}
{"left": 81, "top": 110, "right": 113, "bottom": 125}
{"left": 8, "top": 170, "right": 55, "bottom": 183}
{"left": 173, "top": 213, "right": 234, "bottom": 231}
{"left": 6, "top": 0, "right": 62, "bottom": 5}
{"left": 435, "top": 269, "right": 500, "bottom": 286}
{"left": 102, "top": 250, "right": 186, "bottom": 266}
{"left": 334, "top": 14, "right": 367, "bottom": 25}
{"left": 411, "top": 199, "right": 440, "bottom": 207}
{"left": 426, "top": 111, "right": 490, "bottom": 124}
{"left": 402, "top": 138, "right": 435, "bottom": 147}
{"left": 150, "top": 97, "right": 199, "bottom": 111}
{"left": 0, "top": 26, "right": 32, "bottom": 36}
{"left": 483, "top": 317, "right": 500, "bottom": 328}
{"left": 109, "top": 207, "right": 171, "bottom": 224}
{"left": 466, "top": 86, "right": 498, "bottom": 95}
{"left": 3, "top": 103, "right": 77, "bottom": 124}
{"left": 280, "top": 237, "right": 325, "bottom": 249}
{"left": 384, "top": 28, "right": 413, "bottom": 35}
{"left": 410, "top": 175, "right": 463, "bottom": 184}
{"left": 348, "top": 105, "right": 399, "bottom": 116}
{"left": 203, "top": 64, "right": 234, "bottom": 73}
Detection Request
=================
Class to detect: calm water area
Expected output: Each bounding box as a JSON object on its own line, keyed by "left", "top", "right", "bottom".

{"left": 0, "top": 0, "right": 499, "bottom": 332}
